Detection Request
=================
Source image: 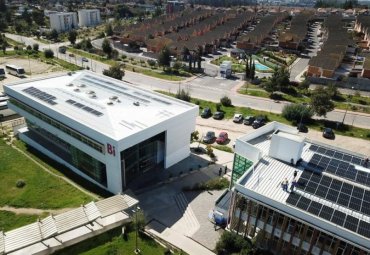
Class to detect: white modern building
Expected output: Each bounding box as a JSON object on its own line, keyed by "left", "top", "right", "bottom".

{"left": 78, "top": 9, "right": 101, "bottom": 27}
{"left": 225, "top": 122, "right": 370, "bottom": 254}
{"left": 49, "top": 12, "right": 78, "bottom": 32}
{"left": 4, "top": 71, "right": 198, "bottom": 194}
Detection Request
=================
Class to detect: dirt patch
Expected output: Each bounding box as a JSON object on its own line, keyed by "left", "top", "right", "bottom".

{"left": 0, "top": 57, "right": 59, "bottom": 75}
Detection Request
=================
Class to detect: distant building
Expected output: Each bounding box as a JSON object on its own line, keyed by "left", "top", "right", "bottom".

{"left": 49, "top": 12, "right": 78, "bottom": 32}
{"left": 166, "top": 1, "right": 185, "bottom": 14}
{"left": 44, "top": 10, "right": 58, "bottom": 18}
{"left": 78, "top": 9, "right": 101, "bottom": 28}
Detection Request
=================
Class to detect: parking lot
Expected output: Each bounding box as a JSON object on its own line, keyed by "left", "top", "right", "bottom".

{"left": 195, "top": 116, "right": 370, "bottom": 156}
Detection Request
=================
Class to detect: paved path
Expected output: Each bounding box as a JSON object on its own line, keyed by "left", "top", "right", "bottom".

{"left": 0, "top": 206, "right": 75, "bottom": 215}
{"left": 146, "top": 220, "right": 215, "bottom": 255}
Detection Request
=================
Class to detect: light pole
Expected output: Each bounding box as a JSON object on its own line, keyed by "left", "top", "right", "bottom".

{"left": 341, "top": 90, "right": 353, "bottom": 125}
{"left": 132, "top": 206, "right": 141, "bottom": 254}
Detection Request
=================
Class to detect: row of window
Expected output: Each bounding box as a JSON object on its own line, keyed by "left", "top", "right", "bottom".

{"left": 10, "top": 98, "right": 105, "bottom": 153}
{"left": 232, "top": 194, "right": 367, "bottom": 255}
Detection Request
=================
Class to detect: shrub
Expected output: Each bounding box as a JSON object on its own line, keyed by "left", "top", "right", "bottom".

{"left": 206, "top": 145, "right": 213, "bottom": 156}
{"left": 32, "top": 43, "right": 39, "bottom": 52}
{"left": 44, "top": 49, "right": 54, "bottom": 58}
{"left": 16, "top": 179, "right": 26, "bottom": 188}
{"left": 270, "top": 93, "right": 283, "bottom": 100}
{"left": 215, "top": 231, "right": 252, "bottom": 255}
{"left": 282, "top": 104, "right": 314, "bottom": 122}
{"left": 194, "top": 100, "right": 200, "bottom": 105}
{"left": 147, "top": 59, "right": 156, "bottom": 67}
{"left": 216, "top": 103, "right": 221, "bottom": 111}
{"left": 175, "top": 89, "right": 191, "bottom": 102}
{"left": 220, "top": 96, "right": 232, "bottom": 106}
{"left": 122, "top": 54, "right": 127, "bottom": 60}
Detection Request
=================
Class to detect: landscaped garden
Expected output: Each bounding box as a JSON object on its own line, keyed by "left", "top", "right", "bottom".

{"left": 54, "top": 227, "right": 183, "bottom": 255}
{"left": 0, "top": 137, "right": 94, "bottom": 231}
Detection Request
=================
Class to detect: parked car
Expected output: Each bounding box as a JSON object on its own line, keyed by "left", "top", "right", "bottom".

{"left": 216, "top": 132, "right": 228, "bottom": 144}
{"left": 252, "top": 116, "right": 266, "bottom": 129}
{"left": 233, "top": 113, "right": 243, "bottom": 123}
{"left": 82, "top": 57, "right": 89, "bottom": 62}
{"left": 201, "top": 107, "right": 212, "bottom": 118}
{"left": 323, "top": 128, "right": 335, "bottom": 139}
{"left": 243, "top": 116, "right": 255, "bottom": 125}
{"left": 213, "top": 111, "right": 224, "bottom": 120}
{"left": 297, "top": 123, "right": 308, "bottom": 133}
{"left": 203, "top": 131, "right": 216, "bottom": 144}
{"left": 69, "top": 53, "right": 75, "bottom": 57}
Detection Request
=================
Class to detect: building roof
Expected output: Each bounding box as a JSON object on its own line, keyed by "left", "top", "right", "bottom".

{"left": 234, "top": 122, "right": 370, "bottom": 251}
{"left": 5, "top": 71, "right": 197, "bottom": 141}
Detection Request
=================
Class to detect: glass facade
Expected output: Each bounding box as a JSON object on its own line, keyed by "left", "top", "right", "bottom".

{"left": 231, "top": 154, "right": 253, "bottom": 185}
{"left": 121, "top": 132, "right": 165, "bottom": 185}
{"left": 230, "top": 193, "right": 369, "bottom": 255}
{"left": 26, "top": 120, "right": 107, "bottom": 186}
{"left": 9, "top": 98, "right": 104, "bottom": 153}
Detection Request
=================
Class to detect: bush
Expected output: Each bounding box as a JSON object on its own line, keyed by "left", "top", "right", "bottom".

{"left": 282, "top": 104, "right": 314, "bottom": 123}
{"left": 44, "top": 49, "right": 54, "bottom": 58}
{"left": 220, "top": 96, "right": 232, "bottom": 106}
{"left": 175, "top": 89, "right": 191, "bottom": 102}
{"left": 216, "top": 103, "right": 222, "bottom": 111}
{"left": 270, "top": 93, "right": 283, "bottom": 100}
{"left": 32, "top": 43, "right": 39, "bottom": 52}
{"left": 16, "top": 179, "right": 26, "bottom": 188}
{"left": 216, "top": 231, "right": 252, "bottom": 255}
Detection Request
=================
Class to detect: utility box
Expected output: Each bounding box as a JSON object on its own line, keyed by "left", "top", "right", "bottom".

{"left": 220, "top": 61, "right": 232, "bottom": 78}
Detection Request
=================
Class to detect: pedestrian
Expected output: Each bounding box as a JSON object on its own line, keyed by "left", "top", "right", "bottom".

{"left": 365, "top": 158, "right": 369, "bottom": 168}
{"left": 219, "top": 168, "right": 222, "bottom": 176}
{"left": 224, "top": 165, "right": 227, "bottom": 174}
{"left": 282, "top": 178, "right": 288, "bottom": 192}
{"left": 293, "top": 170, "right": 297, "bottom": 178}
{"left": 290, "top": 179, "right": 297, "bottom": 192}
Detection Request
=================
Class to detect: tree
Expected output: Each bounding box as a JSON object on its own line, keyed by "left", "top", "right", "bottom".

{"left": 215, "top": 231, "right": 252, "bottom": 255}
{"left": 158, "top": 46, "right": 171, "bottom": 70}
{"left": 326, "top": 83, "right": 341, "bottom": 100}
{"left": 282, "top": 104, "right": 314, "bottom": 123}
{"left": 310, "top": 87, "right": 335, "bottom": 117}
{"left": 196, "top": 46, "right": 203, "bottom": 70}
{"left": 220, "top": 96, "right": 232, "bottom": 106}
{"left": 26, "top": 45, "right": 32, "bottom": 51}
{"left": 172, "top": 61, "right": 181, "bottom": 74}
{"left": 49, "top": 29, "right": 59, "bottom": 41}
{"left": 111, "top": 49, "right": 119, "bottom": 60}
{"left": 68, "top": 30, "right": 77, "bottom": 45}
{"left": 44, "top": 49, "right": 54, "bottom": 58}
{"left": 265, "top": 67, "right": 290, "bottom": 92}
{"left": 32, "top": 43, "right": 39, "bottom": 52}
{"left": 175, "top": 88, "right": 191, "bottom": 102}
{"left": 105, "top": 24, "right": 113, "bottom": 36}
{"left": 103, "top": 64, "right": 124, "bottom": 80}
{"left": 102, "top": 38, "right": 112, "bottom": 58}
{"left": 32, "top": 9, "right": 45, "bottom": 26}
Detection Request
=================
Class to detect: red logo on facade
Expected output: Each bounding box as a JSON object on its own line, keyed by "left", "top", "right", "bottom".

{"left": 107, "top": 143, "right": 116, "bottom": 156}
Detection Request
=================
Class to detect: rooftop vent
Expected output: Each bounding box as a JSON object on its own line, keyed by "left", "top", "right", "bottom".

{"left": 117, "top": 99, "right": 121, "bottom": 103}
{"left": 73, "top": 88, "right": 80, "bottom": 92}
{"left": 107, "top": 101, "right": 114, "bottom": 105}
{"left": 133, "top": 101, "right": 140, "bottom": 106}
{"left": 109, "top": 96, "right": 118, "bottom": 100}
{"left": 87, "top": 90, "right": 95, "bottom": 94}
{"left": 66, "top": 83, "right": 73, "bottom": 87}
{"left": 77, "top": 84, "right": 86, "bottom": 88}
{"left": 90, "top": 94, "right": 97, "bottom": 98}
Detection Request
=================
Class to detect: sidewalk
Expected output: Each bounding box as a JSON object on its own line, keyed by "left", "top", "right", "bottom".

{"left": 146, "top": 220, "right": 216, "bottom": 255}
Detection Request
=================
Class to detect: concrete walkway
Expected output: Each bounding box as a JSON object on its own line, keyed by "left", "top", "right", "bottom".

{"left": 146, "top": 220, "right": 215, "bottom": 255}
{"left": 0, "top": 206, "right": 75, "bottom": 215}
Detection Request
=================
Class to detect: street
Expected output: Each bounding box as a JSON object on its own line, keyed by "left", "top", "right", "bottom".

{"left": 4, "top": 33, "right": 370, "bottom": 129}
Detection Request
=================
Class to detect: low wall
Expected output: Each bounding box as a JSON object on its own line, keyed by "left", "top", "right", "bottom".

{"left": 309, "top": 77, "right": 370, "bottom": 91}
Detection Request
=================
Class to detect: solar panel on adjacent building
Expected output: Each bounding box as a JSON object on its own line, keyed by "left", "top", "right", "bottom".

{"left": 65, "top": 99, "right": 103, "bottom": 117}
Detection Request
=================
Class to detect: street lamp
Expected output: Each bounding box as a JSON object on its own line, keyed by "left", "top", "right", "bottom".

{"left": 341, "top": 88, "right": 353, "bottom": 125}
{"left": 132, "top": 206, "right": 141, "bottom": 254}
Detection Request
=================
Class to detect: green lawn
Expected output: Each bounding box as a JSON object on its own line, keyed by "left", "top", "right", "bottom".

{"left": 158, "top": 91, "right": 370, "bottom": 141}
{"left": 55, "top": 227, "right": 183, "bottom": 255}
{"left": 0, "top": 210, "right": 42, "bottom": 232}
{"left": 0, "top": 139, "right": 93, "bottom": 209}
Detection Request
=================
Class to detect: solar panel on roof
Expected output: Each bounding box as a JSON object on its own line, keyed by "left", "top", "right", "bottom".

{"left": 286, "top": 193, "right": 300, "bottom": 206}
{"left": 319, "top": 205, "right": 334, "bottom": 221}
{"left": 349, "top": 197, "right": 362, "bottom": 211}
{"left": 326, "top": 190, "right": 339, "bottom": 202}
{"left": 361, "top": 202, "right": 370, "bottom": 215}
{"left": 352, "top": 187, "right": 364, "bottom": 199}
{"left": 357, "top": 221, "right": 370, "bottom": 238}
{"left": 297, "top": 196, "right": 311, "bottom": 211}
{"left": 334, "top": 152, "right": 344, "bottom": 159}
{"left": 325, "top": 149, "right": 335, "bottom": 157}
{"left": 310, "top": 145, "right": 319, "bottom": 151}
{"left": 23, "top": 86, "right": 57, "bottom": 106}
{"left": 351, "top": 157, "right": 362, "bottom": 165}
{"left": 65, "top": 100, "right": 103, "bottom": 117}
{"left": 344, "top": 215, "right": 359, "bottom": 232}
{"left": 307, "top": 201, "right": 323, "bottom": 215}
{"left": 331, "top": 210, "right": 346, "bottom": 226}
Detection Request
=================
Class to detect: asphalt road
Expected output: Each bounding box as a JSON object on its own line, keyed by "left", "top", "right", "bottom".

{"left": 4, "top": 33, "right": 370, "bottom": 129}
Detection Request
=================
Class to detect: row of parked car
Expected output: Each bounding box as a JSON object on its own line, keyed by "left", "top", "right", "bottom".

{"left": 200, "top": 107, "right": 267, "bottom": 129}
{"left": 203, "top": 131, "right": 229, "bottom": 145}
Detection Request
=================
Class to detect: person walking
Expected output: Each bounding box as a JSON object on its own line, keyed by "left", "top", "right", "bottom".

{"left": 282, "top": 178, "right": 288, "bottom": 192}
{"left": 293, "top": 170, "right": 297, "bottom": 178}
{"left": 224, "top": 165, "right": 227, "bottom": 174}
{"left": 219, "top": 168, "right": 222, "bottom": 176}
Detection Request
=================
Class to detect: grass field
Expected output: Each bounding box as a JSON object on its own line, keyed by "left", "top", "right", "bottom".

{"left": 55, "top": 227, "right": 183, "bottom": 255}
{"left": 0, "top": 210, "right": 42, "bottom": 232}
{"left": 0, "top": 139, "right": 93, "bottom": 209}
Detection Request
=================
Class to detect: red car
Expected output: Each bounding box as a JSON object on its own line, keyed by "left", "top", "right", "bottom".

{"left": 216, "top": 132, "right": 228, "bottom": 144}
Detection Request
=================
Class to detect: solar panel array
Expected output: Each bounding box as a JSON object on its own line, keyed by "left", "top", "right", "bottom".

{"left": 308, "top": 146, "right": 370, "bottom": 187}
{"left": 297, "top": 171, "right": 370, "bottom": 216}
{"left": 286, "top": 192, "right": 370, "bottom": 238}
{"left": 66, "top": 99, "right": 103, "bottom": 117}
{"left": 23, "top": 87, "right": 57, "bottom": 105}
